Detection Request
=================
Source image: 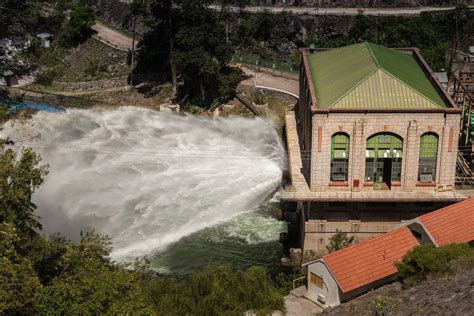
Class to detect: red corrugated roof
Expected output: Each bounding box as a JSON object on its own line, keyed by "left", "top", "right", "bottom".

{"left": 323, "top": 227, "right": 419, "bottom": 293}
{"left": 418, "top": 198, "right": 474, "bottom": 246}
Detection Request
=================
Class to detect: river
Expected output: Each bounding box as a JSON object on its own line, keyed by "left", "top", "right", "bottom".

{"left": 0, "top": 107, "right": 286, "bottom": 274}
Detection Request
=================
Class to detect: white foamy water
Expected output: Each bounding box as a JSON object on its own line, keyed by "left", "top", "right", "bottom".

{"left": 222, "top": 213, "right": 286, "bottom": 245}
{"left": 1, "top": 107, "right": 283, "bottom": 261}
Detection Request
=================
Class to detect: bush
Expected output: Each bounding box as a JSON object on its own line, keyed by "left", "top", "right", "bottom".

{"left": 35, "top": 70, "right": 57, "bottom": 85}
{"left": 326, "top": 230, "right": 354, "bottom": 253}
{"left": 0, "top": 106, "right": 10, "bottom": 125}
{"left": 396, "top": 243, "right": 473, "bottom": 286}
{"left": 140, "top": 263, "right": 284, "bottom": 315}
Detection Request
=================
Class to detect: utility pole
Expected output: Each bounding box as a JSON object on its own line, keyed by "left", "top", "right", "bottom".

{"left": 130, "top": 15, "right": 136, "bottom": 88}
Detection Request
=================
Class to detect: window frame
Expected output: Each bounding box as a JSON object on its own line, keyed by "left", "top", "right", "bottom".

{"left": 309, "top": 272, "right": 324, "bottom": 289}
{"left": 365, "top": 133, "right": 403, "bottom": 183}
{"left": 330, "top": 132, "right": 350, "bottom": 182}
{"left": 418, "top": 132, "right": 439, "bottom": 183}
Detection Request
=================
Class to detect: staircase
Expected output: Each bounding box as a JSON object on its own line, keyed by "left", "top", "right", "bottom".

{"left": 456, "top": 151, "right": 474, "bottom": 187}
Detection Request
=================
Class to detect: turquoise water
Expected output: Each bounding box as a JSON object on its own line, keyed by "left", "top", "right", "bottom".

{"left": 0, "top": 96, "right": 66, "bottom": 113}
{"left": 150, "top": 200, "right": 287, "bottom": 277}
{"left": 18, "top": 100, "right": 66, "bottom": 113}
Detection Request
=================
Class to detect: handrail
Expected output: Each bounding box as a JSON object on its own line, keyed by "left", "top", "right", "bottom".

{"left": 292, "top": 276, "right": 306, "bottom": 290}
{"left": 255, "top": 85, "right": 299, "bottom": 99}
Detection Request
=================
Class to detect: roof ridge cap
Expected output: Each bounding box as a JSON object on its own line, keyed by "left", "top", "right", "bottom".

{"left": 366, "top": 42, "right": 380, "bottom": 68}
{"left": 379, "top": 68, "right": 443, "bottom": 108}
{"left": 316, "top": 42, "right": 367, "bottom": 57}
{"left": 327, "top": 68, "right": 379, "bottom": 108}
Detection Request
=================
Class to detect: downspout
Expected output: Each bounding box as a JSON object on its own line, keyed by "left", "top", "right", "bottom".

{"left": 438, "top": 114, "right": 447, "bottom": 188}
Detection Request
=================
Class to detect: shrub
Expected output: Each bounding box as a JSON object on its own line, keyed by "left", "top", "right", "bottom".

{"left": 326, "top": 230, "right": 354, "bottom": 253}
{"left": 368, "top": 295, "right": 402, "bottom": 316}
{"left": 35, "top": 70, "right": 57, "bottom": 85}
{"left": 0, "top": 106, "right": 10, "bottom": 125}
{"left": 396, "top": 243, "right": 473, "bottom": 286}
{"left": 140, "top": 263, "right": 284, "bottom": 315}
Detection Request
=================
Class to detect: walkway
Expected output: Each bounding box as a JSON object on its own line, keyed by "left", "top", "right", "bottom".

{"left": 91, "top": 21, "right": 134, "bottom": 50}
{"left": 213, "top": 5, "right": 472, "bottom": 16}
{"left": 284, "top": 111, "right": 310, "bottom": 194}
{"left": 284, "top": 286, "right": 323, "bottom": 316}
{"left": 241, "top": 66, "right": 299, "bottom": 98}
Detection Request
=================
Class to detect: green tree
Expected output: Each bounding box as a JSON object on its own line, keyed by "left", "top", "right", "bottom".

{"left": 141, "top": 263, "right": 283, "bottom": 315}
{"left": 0, "top": 145, "right": 48, "bottom": 250}
{"left": 326, "top": 230, "right": 354, "bottom": 253}
{"left": 64, "top": 4, "right": 95, "bottom": 44}
{"left": 0, "top": 223, "right": 42, "bottom": 314}
{"left": 140, "top": 0, "right": 243, "bottom": 107}
{"left": 37, "top": 231, "right": 153, "bottom": 314}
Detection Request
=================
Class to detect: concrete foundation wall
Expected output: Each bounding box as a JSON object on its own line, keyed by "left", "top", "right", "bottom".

{"left": 300, "top": 201, "right": 449, "bottom": 256}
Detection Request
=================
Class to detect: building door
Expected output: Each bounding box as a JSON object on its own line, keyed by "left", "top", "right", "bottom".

{"left": 365, "top": 133, "right": 403, "bottom": 189}
{"left": 383, "top": 159, "right": 393, "bottom": 189}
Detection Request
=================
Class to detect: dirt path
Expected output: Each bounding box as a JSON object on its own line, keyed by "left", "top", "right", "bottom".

{"left": 91, "top": 21, "right": 134, "bottom": 50}
{"left": 241, "top": 66, "right": 299, "bottom": 97}
{"left": 212, "top": 5, "right": 472, "bottom": 16}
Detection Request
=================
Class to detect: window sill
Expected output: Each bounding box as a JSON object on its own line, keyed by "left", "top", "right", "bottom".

{"left": 416, "top": 182, "right": 436, "bottom": 187}
{"left": 329, "top": 181, "right": 349, "bottom": 187}
{"left": 363, "top": 182, "right": 373, "bottom": 187}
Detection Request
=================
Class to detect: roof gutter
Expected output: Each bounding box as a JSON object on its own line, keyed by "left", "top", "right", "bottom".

{"left": 410, "top": 48, "right": 458, "bottom": 109}
{"left": 300, "top": 48, "right": 319, "bottom": 112}
{"left": 312, "top": 108, "right": 462, "bottom": 114}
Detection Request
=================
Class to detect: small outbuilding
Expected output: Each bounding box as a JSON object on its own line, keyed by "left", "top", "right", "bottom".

{"left": 303, "top": 227, "right": 420, "bottom": 307}
{"left": 3, "top": 70, "right": 18, "bottom": 87}
{"left": 37, "top": 33, "right": 53, "bottom": 48}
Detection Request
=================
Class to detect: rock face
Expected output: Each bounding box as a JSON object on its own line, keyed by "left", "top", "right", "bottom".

{"left": 322, "top": 268, "right": 474, "bottom": 315}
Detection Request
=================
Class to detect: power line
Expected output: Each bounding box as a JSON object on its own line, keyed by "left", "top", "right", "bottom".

{"left": 12, "top": 144, "right": 285, "bottom": 161}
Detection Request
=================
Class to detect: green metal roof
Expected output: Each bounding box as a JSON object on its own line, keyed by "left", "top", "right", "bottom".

{"left": 307, "top": 43, "right": 449, "bottom": 109}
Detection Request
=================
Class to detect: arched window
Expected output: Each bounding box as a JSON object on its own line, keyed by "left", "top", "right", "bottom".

{"left": 331, "top": 133, "right": 350, "bottom": 181}
{"left": 418, "top": 133, "right": 438, "bottom": 183}
{"left": 365, "top": 133, "right": 403, "bottom": 187}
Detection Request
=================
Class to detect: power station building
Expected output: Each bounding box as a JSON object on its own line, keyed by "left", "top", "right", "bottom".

{"left": 281, "top": 42, "right": 466, "bottom": 257}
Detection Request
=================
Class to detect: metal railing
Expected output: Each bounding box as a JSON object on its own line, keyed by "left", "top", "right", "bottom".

{"left": 232, "top": 53, "right": 300, "bottom": 73}
{"left": 292, "top": 276, "right": 306, "bottom": 290}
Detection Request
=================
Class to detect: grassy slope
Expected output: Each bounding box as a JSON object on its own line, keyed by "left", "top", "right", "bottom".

{"left": 58, "top": 38, "right": 129, "bottom": 82}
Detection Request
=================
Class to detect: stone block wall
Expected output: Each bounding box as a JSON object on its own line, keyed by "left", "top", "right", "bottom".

{"left": 52, "top": 76, "right": 128, "bottom": 91}
{"left": 309, "top": 112, "right": 461, "bottom": 193}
